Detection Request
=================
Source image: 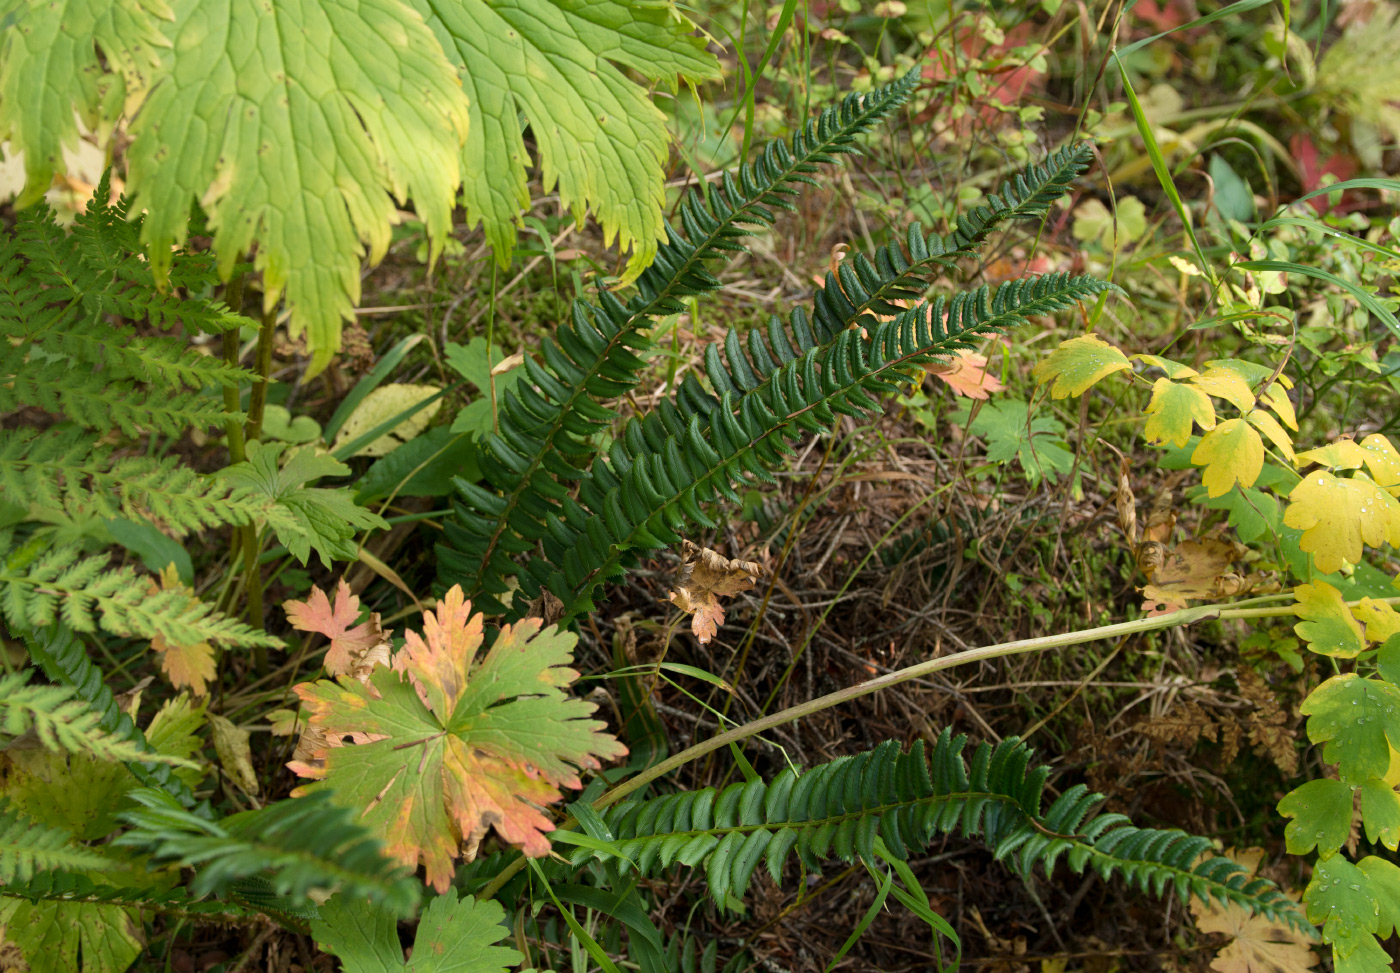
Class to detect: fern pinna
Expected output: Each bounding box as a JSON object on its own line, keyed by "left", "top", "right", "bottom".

{"left": 439, "top": 68, "right": 1101, "bottom": 623}
{"left": 568, "top": 733, "right": 1302, "bottom": 926}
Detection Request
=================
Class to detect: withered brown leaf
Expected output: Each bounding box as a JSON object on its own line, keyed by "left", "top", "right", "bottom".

{"left": 668, "top": 540, "right": 762, "bottom": 644}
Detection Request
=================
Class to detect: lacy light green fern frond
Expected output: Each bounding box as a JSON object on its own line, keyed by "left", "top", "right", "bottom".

{"left": 439, "top": 72, "right": 923, "bottom": 613}
{"left": 569, "top": 735, "right": 1303, "bottom": 927}
{"left": 0, "top": 670, "right": 195, "bottom": 766}
{"left": 0, "top": 800, "right": 112, "bottom": 884}
{"left": 1, "top": 534, "right": 280, "bottom": 649}
{"left": 0, "top": 428, "right": 282, "bottom": 535}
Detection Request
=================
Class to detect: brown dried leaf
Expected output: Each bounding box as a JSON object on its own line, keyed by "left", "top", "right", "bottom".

{"left": 668, "top": 540, "right": 762, "bottom": 644}
{"left": 1190, "top": 848, "right": 1316, "bottom": 973}
{"left": 1138, "top": 538, "right": 1276, "bottom": 615}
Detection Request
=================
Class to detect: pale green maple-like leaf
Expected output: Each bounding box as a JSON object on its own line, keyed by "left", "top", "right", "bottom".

{"left": 1301, "top": 674, "right": 1400, "bottom": 784}
{"left": 291, "top": 586, "right": 626, "bottom": 892}
{"left": 411, "top": 0, "right": 721, "bottom": 280}
{"left": 0, "top": 0, "right": 169, "bottom": 207}
{"left": 312, "top": 888, "right": 521, "bottom": 973}
{"left": 962, "top": 398, "right": 1075, "bottom": 485}
{"left": 124, "top": 0, "right": 471, "bottom": 374}
{"left": 221, "top": 441, "right": 387, "bottom": 567}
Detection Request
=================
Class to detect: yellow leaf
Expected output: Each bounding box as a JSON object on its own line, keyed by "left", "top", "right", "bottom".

{"left": 1191, "top": 367, "right": 1256, "bottom": 412}
{"left": 1143, "top": 378, "right": 1215, "bottom": 447}
{"left": 331, "top": 383, "right": 442, "bottom": 457}
{"left": 1245, "top": 410, "right": 1295, "bottom": 464}
{"left": 1133, "top": 354, "right": 1198, "bottom": 379}
{"left": 1294, "top": 580, "right": 1366, "bottom": 659}
{"left": 210, "top": 713, "right": 259, "bottom": 795}
{"left": 1192, "top": 419, "right": 1264, "bottom": 498}
{"left": 1359, "top": 433, "right": 1400, "bottom": 491}
{"left": 1294, "top": 438, "right": 1368, "bottom": 470}
{"left": 1283, "top": 471, "right": 1400, "bottom": 574}
{"left": 1262, "top": 385, "right": 1298, "bottom": 431}
{"left": 1353, "top": 597, "right": 1400, "bottom": 643}
{"left": 1031, "top": 334, "right": 1132, "bottom": 399}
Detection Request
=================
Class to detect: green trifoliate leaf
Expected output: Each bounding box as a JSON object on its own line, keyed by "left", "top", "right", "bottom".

{"left": 124, "top": 0, "right": 472, "bottom": 374}
{"left": 411, "top": 0, "right": 720, "bottom": 280}
{"left": 1279, "top": 777, "right": 1354, "bottom": 855}
{"left": 1301, "top": 674, "right": 1400, "bottom": 783}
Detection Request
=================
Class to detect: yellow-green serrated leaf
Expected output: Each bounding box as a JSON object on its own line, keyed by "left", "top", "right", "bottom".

{"left": 1031, "top": 333, "right": 1131, "bottom": 398}
{"left": 1246, "top": 409, "right": 1296, "bottom": 464}
{"left": 1360, "top": 779, "right": 1400, "bottom": 850}
{"left": 1279, "top": 777, "right": 1354, "bottom": 855}
{"left": 1190, "top": 366, "right": 1257, "bottom": 412}
{"left": 125, "top": 0, "right": 472, "bottom": 375}
{"left": 411, "top": 0, "right": 721, "bottom": 281}
{"left": 331, "top": 383, "right": 442, "bottom": 457}
{"left": 1301, "top": 673, "right": 1400, "bottom": 783}
{"left": 1283, "top": 471, "right": 1400, "bottom": 574}
{"left": 1295, "top": 581, "right": 1366, "bottom": 659}
{"left": 1296, "top": 439, "right": 1370, "bottom": 470}
{"left": 1360, "top": 856, "right": 1400, "bottom": 938}
{"left": 1304, "top": 855, "right": 1378, "bottom": 949}
{"left": 1132, "top": 354, "right": 1198, "bottom": 379}
{"left": 291, "top": 586, "right": 627, "bottom": 892}
{"left": 1203, "top": 359, "right": 1293, "bottom": 389}
{"left": 0, "top": 0, "right": 169, "bottom": 206}
{"left": 1353, "top": 597, "right": 1400, "bottom": 644}
{"left": 1143, "top": 378, "right": 1215, "bottom": 448}
{"left": 1191, "top": 417, "right": 1263, "bottom": 497}
{"left": 1358, "top": 434, "right": 1400, "bottom": 491}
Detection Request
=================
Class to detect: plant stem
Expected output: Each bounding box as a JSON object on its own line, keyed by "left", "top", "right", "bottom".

{"left": 239, "top": 298, "right": 277, "bottom": 666}
{"left": 221, "top": 272, "right": 247, "bottom": 466}
{"left": 477, "top": 597, "right": 1399, "bottom": 902}
{"left": 244, "top": 302, "right": 276, "bottom": 445}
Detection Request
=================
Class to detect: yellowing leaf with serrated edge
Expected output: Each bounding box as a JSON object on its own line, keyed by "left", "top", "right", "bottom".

{"left": 1031, "top": 334, "right": 1131, "bottom": 398}
{"left": 1353, "top": 598, "right": 1400, "bottom": 644}
{"left": 1295, "top": 439, "right": 1368, "bottom": 469}
{"left": 1133, "top": 354, "right": 1198, "bottom": 379}
{"left": 1192, "top": 419, "right": 1263, "bottom": 497}
{"left": 1359, "top": 434, "right": 1400, "bottom": 491}
{"left": 332, "top": 384, "right": 442, "bottom": 457}
{"left": 1144, "top": 379, "right": 1215, "bottom": 447}
{"left": 1246, "top": 410, "right": 1295, "bottom": 464}
{"left": 123, "top": 0, "right": 474, "bottom": 376}
{"left": 1294, "top": 581, "right": 1365, "bottom": 659}
{"left": 1283, "top": 471, "right": 1400, "bottom": 574}
{"left": 291, "top": 586, "right": 627, "bottom": 892}
{"left": 1191, "top": 368, "right": 1256, "bottom": 412}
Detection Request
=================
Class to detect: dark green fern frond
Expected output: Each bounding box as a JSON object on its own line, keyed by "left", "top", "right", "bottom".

{"left": 569, "top": 735, "right": 1304, "bottom": 928}
{"left": 0, "top": 428, "right": 276, "bottom": 535}
{"left": 438, "top": 71, "right": 921, "bottom": 614}
{"left": 115, "top": 788, "right": 420, "bottom": 917}
{"left": 25, "top": 625, "right": 196, "bottom": 808}
{"left": 0, "top": 869, "right": 250, "bottom": 923}
{"left": 455, "top": 273, "right": 1112, "bottom": 620}
{"left": 1, "top": 533, "right": 281, "bottom": 649}
{"left": 809, "top": 143, "right": 1095, "bottom": 342}
{"left": 0, "top": 799, "right": 112, "bottom": 883}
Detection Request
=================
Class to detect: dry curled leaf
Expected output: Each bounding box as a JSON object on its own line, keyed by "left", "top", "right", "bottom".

{"left": 668, "top": 541, "right": 763, "bottom": 644}
{"left": 1138, "top": 537, "right": 1277, "bottom": 615}
{"left": 284, "top": 580, "right": 390, "bottom": 677}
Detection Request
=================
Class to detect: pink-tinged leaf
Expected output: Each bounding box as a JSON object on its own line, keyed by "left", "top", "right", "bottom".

{"left": 283, "top": 580, "right": 388, "bottom": 676}
{"left": 926, "top": 351, "right": 1005, "bottom": 399}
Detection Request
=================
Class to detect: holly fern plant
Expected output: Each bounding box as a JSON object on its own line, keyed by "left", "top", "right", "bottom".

{"left": 1, "top": 73, "right": 1307, "bottom": 972}
{"left": 0, "top": 0, "right": 720, "bottom": 372}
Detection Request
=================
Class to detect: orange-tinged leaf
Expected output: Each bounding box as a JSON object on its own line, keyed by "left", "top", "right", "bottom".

{"left": 149, "top": 565, "right": 215, "bottom": 696}
{"left": 668, "top": 541, "right": 763, "bottom": 644}
{"left": 284, "top": 580, "right": 389, "bottom": 677}
{"left": 1190, "top": 848, "right": 1317, "bottom": 973}
{"left": 1143, "top": 378, "right": 1215, "bottom": 447}
{"left": 1192, "top": 419, "right": 1264, "bottom": 498}
{"left": 1294, "top": 580, "right": 1366, "bottom": 659}
{"left": 1191, "top": 367, "right": 1256, "bottom": 412}
{"left": 1245, "top": 409, "right": 1295, "bottom": 464}
{"left": 1283, "top": 471, "right": 1400, "bottom": 574}
{"left": 290, "top": 586, "right": 626, "bottom": 891}
{"left": 1031, "top": 333, "right": 1131, "bottom": 398}
{"left": 925, "top": 350, "right": 1004, "bottom": 399}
